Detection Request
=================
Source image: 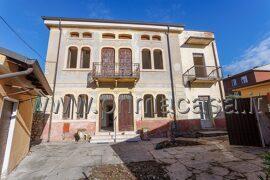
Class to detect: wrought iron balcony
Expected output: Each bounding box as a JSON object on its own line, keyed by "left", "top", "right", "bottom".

{"left": 183, "top": 65, "right": 221, "bottom": 87}
{"left": 90, "top": 62, "right": 140, "bottom": 86}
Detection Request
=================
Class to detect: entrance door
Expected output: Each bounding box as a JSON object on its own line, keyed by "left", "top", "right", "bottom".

{"left": 99, "top": 95, "right": 114, "bottom": 132}
{"left": 119, "top": 48, "right": 132, "bottom": 76}
{"left": 118, "top": 94, "right": 134, "bottom": 131}
{"left": 193, "top": 53, "right": 207, "bottom": 78}
{"left": 198, "top": 96, "right": 213, "bottom": 129}
{"left": 0, "top": 100, "right": 14, "bottom": 177}
{"left": 101, "top": 48, "right": 115, "bottom": 77}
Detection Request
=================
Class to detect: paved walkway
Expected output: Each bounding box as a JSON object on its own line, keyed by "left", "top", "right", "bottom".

{"left": 7, "top": 136, "right": 269, "bottom": 179}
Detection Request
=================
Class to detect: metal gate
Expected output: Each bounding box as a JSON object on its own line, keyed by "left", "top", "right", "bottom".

{"left": 225, "top": 98, "right": 262, "bottom": 146}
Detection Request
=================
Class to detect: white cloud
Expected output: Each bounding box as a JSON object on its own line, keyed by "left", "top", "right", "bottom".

{"left": 224, "top": 34, "right": 270, "bottom": 75}
{"left": 85, "top": 0, "right": 111, "bottom": 19}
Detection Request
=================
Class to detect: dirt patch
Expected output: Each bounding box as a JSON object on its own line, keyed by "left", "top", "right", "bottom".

{"left": 155, "top": 140, "right": 203, "bottom": 150}
{"left": 86, "top": 161, "right": 170, "bottom": 180}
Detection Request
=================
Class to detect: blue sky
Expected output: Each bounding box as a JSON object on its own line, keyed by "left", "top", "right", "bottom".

{"left": 1, "top": 0, "right": 270, "bottom": 75}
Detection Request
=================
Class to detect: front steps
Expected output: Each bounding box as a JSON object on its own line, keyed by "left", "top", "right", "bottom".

{"left": 90, "top": 131, "right": 141, "bottom": 143}
{"left": 198, "top": 129, "right": 228, "bottom": 137}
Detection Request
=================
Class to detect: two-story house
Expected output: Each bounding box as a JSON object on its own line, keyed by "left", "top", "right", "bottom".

{"left": 42, "top": 17, "right": 225, "bottom": 142}
{"left": 223, "top": 64, "right": 270, "bottom": 98}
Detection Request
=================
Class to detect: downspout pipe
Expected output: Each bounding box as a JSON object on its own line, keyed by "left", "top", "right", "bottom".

{"left": 0, "top": 68, "right": 33, "bottom": 79}
{"left": 166, "top": 26, "right": 178, "bottom": 140}
{"left": 47, "top": 18, "right": 62, "bottom": 142}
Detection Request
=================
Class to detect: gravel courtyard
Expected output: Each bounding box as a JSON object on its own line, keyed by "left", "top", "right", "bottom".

{"left": 7, "top": 136, "right": 269, "bottom": 180}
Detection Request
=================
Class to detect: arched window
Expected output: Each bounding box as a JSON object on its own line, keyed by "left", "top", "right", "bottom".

{"left": 156, "top": 94, "right": 167, "bottom": 117}
{"left": 77, "top": 94, "right": 88, "bottom": 119}
{"left": 142, "top": 49, "right": 151, "bottom": 69}
{"left": 67, "top": 46, "right": 78, "bottom": 68}
{"left": 119, "top": 48, "right": 132, "bottom": 76}
{"left": 152, "top": 35, "right": 161, "bottom": 41}
{"left": 63, "top": 94, "right": 75, "bottom": 119}
{"left": 80, "top": 47, "right": 91, "bottom": 68}
{"left": 102, "top": 33, "right": 115, "bottom": 39}
{"left": 141, "top": 35, "right": 150, "bottom": 40}
{"left": 82, "top": 32, "right": 92, "bottom": 38}
{"left": 119, "top": 34, "right": 132, "bottom": 39}
{"left": 153, "top": 49, "right": 163, "bottom": 69}
{"left": 144, "top": 94, "right": 154, "bottom": 118}
{"left": 70, "top": 32, "right": 79, "bottom": 38}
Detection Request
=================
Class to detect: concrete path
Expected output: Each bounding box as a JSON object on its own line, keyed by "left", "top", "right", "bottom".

{"left": 7, "top": 136, "right": 269, "bottom": 179}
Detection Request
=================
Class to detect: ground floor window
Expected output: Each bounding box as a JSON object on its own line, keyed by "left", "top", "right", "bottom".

{"left": 144, "top": 94, "right": 154, "bottom": 118}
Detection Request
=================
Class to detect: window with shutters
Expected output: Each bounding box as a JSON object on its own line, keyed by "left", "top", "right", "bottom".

{"left": 80, "top": 47, "right": 91, "bottom": 68}
{"left": 153, "top": 49, "right": 163, "bottom": 69}
{"left": 142, "top": 49, "right": 151, "bottom": 69}
{"left": 67, "top": 46, "right": 78, "bottom": 68}
{"left": 156, "top": 94, "right": 167, "bottom": 117}
{"left": 144, "top": 94, "right": 154, "bottom": 118}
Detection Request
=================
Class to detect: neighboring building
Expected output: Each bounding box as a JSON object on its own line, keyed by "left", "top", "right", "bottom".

{"left": 42, "top": 16, "right": 225, "bottom": 142}
{"left": 0, "top": 47, "right": 52, "bottom": 178}
{"left": 223, "top": 64, "right": 270, "bottom": 98}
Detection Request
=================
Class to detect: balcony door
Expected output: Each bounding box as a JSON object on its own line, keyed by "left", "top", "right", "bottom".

{"left": 119, "top": 48, "right": 132, "bottom": 76}
{"left": 193, "top": 53, "right": 207, "bottom": 78}
{"left": 101, "top": 48, "right": 115, "bottom": 77}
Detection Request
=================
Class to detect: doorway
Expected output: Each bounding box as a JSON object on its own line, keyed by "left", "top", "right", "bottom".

{"left": 118, "top": 94, "right": 134, "bottom": 131}
{"left": 99, "top": 95, "right": 114, "bottom": 132}
{"left": 198, "top": 96, "right": 213, "bottom": 129}
{"left": 0, "top": 98, "right": 17, "bottom": 177}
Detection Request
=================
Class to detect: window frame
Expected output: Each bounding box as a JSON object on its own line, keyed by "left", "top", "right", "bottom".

{"left": 240, "top": 75, "right": 248, "bottom": 84}
{"left": 231, "top": 79, "right": 237, "bottom": 87}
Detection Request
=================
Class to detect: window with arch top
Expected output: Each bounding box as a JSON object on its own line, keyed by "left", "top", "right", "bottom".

{"left": 80, "top": 47, "right": 91, "bottom": 68}
{"left": 141, "top": 34, "right": 150, "bottom": 40}
{"left": 67, "top": 46, "right": 78, "bottom": 68}
{"left": 142, "top": 49, "right": 151, "bottom": 69}
{"left": 102, "top": 33, "right": 115, "bottom": 39}
{"left": 153, "top": 49, "right": 164, "bottom": 69}
{"left": 144, "top": 94, "right": 154, "bottom": 118}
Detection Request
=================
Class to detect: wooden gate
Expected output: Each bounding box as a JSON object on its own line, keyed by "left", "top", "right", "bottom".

{"left": 118, "top": 94, "right": 134, "bottom": 131}
{"left": 119, "top": 48, "right": 132, "bottom": 76}
{"left": 101, "top": 48, "right": 115, "bottom": 76}
{"left": 225, "top": 98, "right": 262, "bottom": 146}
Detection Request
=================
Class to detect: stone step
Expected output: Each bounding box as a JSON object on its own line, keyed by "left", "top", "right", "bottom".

{"left": 198, "top": 130, "right": 228, "bottom": 137}
{"left": 90, "top": 133, "right": 141, "bottom": 143}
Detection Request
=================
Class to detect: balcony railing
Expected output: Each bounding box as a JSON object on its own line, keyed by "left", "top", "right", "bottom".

{"left": 90, "top": 62, "right": 140, "bottom": 86}
{"left": 183, "top": 65, "right": 221, "bottom": 86}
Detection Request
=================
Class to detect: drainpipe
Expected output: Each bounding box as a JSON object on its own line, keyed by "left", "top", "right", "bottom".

{"left": 165, "top": 26, "right": 177, "bottom": 141}
{"left": 47, "top": 18, "right": 62, "bottom": 142}
{"left": 211, "top": 41, "right": 224, "bottom": 107}
{"left": 0, "top": 68, "right": 33, "bottom": 79}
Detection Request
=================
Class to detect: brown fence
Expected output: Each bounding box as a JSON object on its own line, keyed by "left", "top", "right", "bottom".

{"left": 225, "top": 98, "right": 263, "bottom": 146}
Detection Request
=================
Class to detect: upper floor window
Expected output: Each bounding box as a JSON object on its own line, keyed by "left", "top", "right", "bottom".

{"left": 80, "top": 47, "right": 91, "bottom": 68}
{"left": 152, "top": 35, "right": 161, "bottom": 41}
{"left": 142, "top": 49, "right": 151, "bottom": 69}
{"left": 67, "top": 46, "right": 78, "bottom": 68}
{"left": 119, "top": 34, "right": 132, "bottom": 39}
{"left": 70, "top": 32, "right": 79, "bottom": 38}
{"left": 231, "top": 79, "right": 237, "bottom": 87}
{"left": 141, "top": 35, "right": 150, "bottom": 40}
{"left": 153, "top": 49, "right": 163, "bottom": 69}
{"left": 102, "top": 33, "right": 115, "bottom": 39}
{"left": 241, "top": 75, "right": 248, "bottom": 84}
{"left": 82, "top": 32, "right": 92, "bottom": 38}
